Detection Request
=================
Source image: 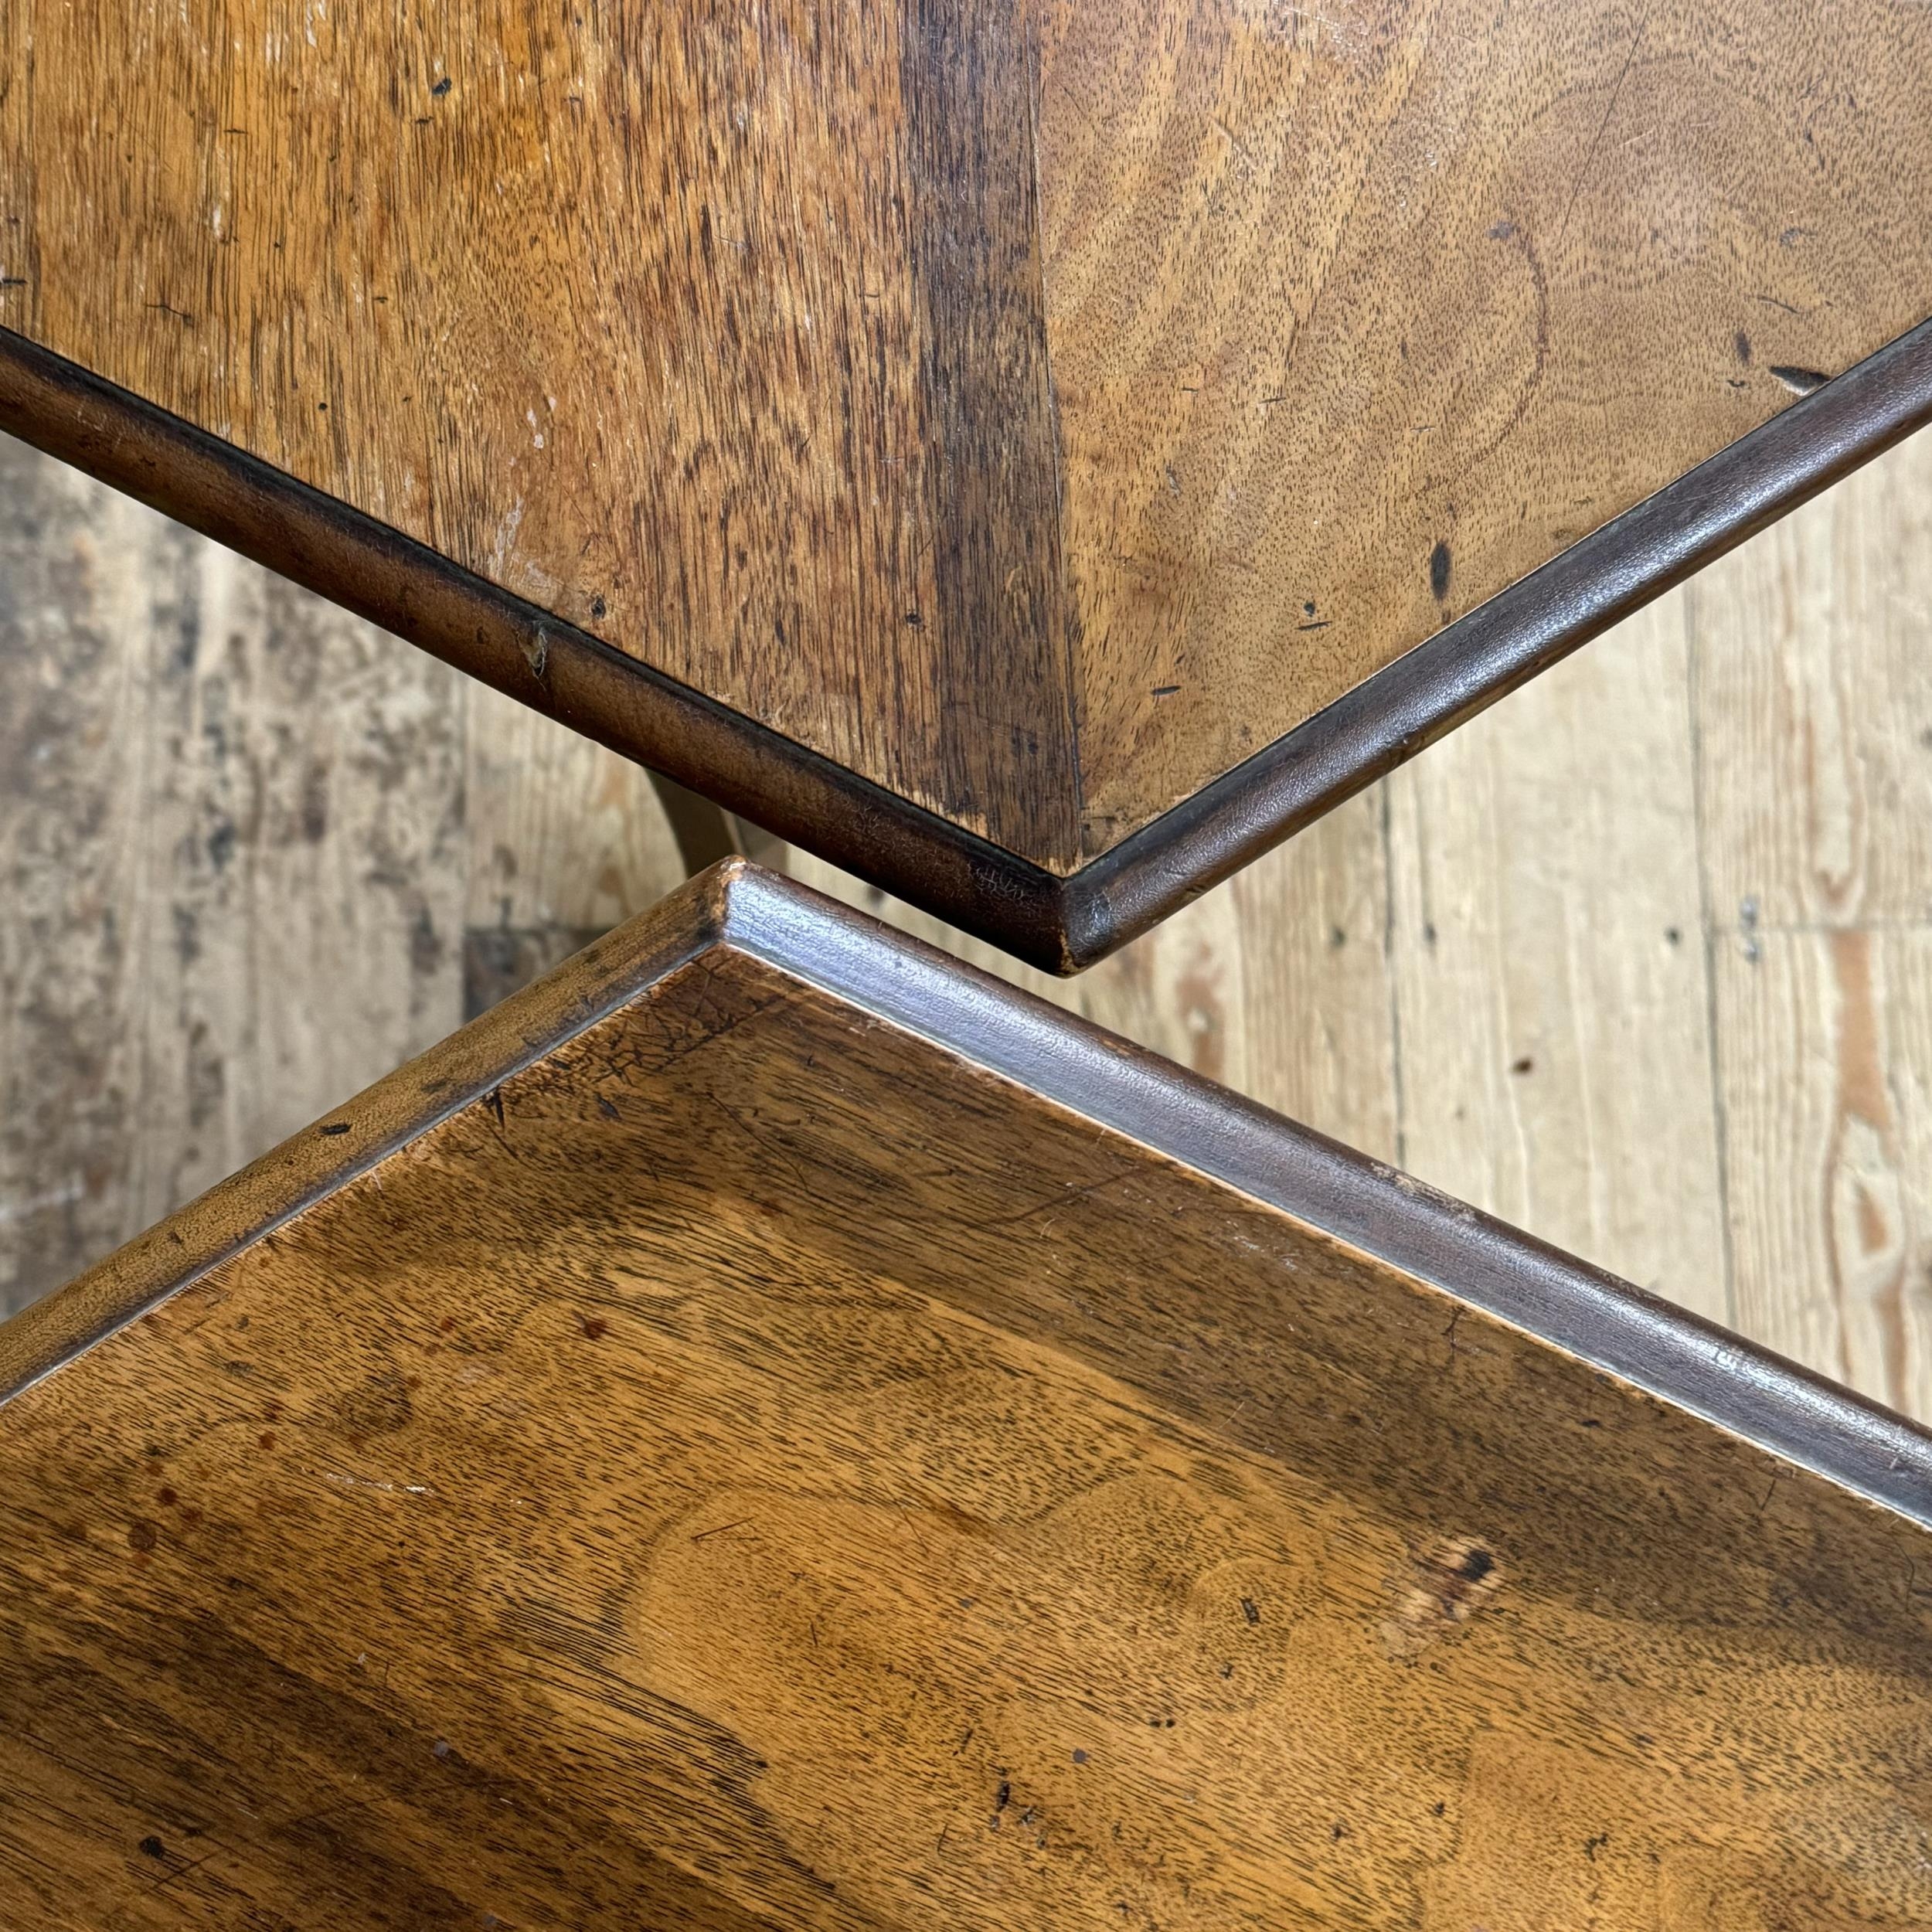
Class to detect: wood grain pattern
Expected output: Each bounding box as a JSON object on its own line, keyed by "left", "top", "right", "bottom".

{"left": 0, "top": 431, "right": 465, "bottom": 1317}
{"left": 9, "top": 420, "right": 1930, "bottom": 1427}
{"left": 0, "top": 398, "right": 1397, "bottom": 1303}
{"left": 3, "top": 0, "right": 1928, "bottom": 900}
{"left": 1715, "top": 929, "right": 1932, "bottom": 1420}
{"left": 0, "top": 439, "right": 156, "bottom": 1312}
{"left": 1692, "top": 427, "right": 1932, "bottom": 929}
{"left": 1383, "top": 594, "right": 1730, "bottom": 1321}
{"left": 5, "top": 862, "right": 1932, "bottom": 1930}
{"left": 0, "top": 0, "right": 1075, "bottom": 864}
{"left": 690, "top": 425, "right": 1932, "bottom": 1420}
{"left": 1042, "top": 0, "right": 1932, "bottom": 851}
{"left": 1686, "top": 427, "right": 1932, "bottom": 1417}
{"left": 794, "top": 420, "right": 1932, "bottom": 1410}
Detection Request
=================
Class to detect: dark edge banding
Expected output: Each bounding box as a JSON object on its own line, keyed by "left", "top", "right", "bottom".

{"left": 716, "top": 865, "right": 1932, "bottom": 1529}
{"left": 0, "top": 326, "right": 1076, "bottom": 971}
{"left": 6, "top": 861, "right": 1932, "bottom": 1527}
{"left": 0, "top": 866, "right": 740, "bottom": 1406}
{"left": 1061, "top": 315, "right": 1932, "bottom": 963}
{"left": 2, "top": 319, "right": 1928, "bottom": 974}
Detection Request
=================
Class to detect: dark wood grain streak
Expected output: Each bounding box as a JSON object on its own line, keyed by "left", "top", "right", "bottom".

{"left": 900, "top": 0, "right": 1077, "bottom": 851}
{"left": 0, "top": 0, "right": 1080, "bottom": 863}
{"left": 4, "top": 321, "right": 1929, "bottom": 974}
{"left": 5, "top": 0, "right": 1930, "bottom": 898}
{"left": 6, "top": 863, "right": 1932, "bottom": 1926}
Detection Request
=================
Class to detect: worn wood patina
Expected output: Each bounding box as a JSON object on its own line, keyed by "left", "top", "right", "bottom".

{"left": 2, "top": 865, "right": 1931, "bottom": 1927}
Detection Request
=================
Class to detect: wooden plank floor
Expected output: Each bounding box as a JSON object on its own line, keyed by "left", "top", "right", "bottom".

{"left": 4, "top": 426, "right": 1930, "bottom": 1422}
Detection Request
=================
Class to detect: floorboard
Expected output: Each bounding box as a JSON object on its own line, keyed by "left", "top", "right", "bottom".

{"left": 4, "top": 427, "right": 1930, "bottom": 1423}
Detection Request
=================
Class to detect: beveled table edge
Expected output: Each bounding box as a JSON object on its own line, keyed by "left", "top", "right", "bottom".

{"left": 7, "top": 860, "right": 1932, "bottom": 1534}
{"left": 5, "top": 321, "right": 1931, "bottom": 972}
{"left": 0, "top": 328, "right": 1074, "bottom": 964}
{"left": 1064, "top": 315, "right": 1932, "bottom": 958}
{"left": 0, "top": 869, "right": 737, "bottom": 1406}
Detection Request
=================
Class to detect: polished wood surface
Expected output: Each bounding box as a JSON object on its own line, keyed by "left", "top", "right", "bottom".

{"left": 1039, "top": 0, "right": 1932, "bottom": 849}
{"left": 2, "top": 0, "right": 1927, "bottom": 904}
{"left": 9, "top": 418, "right": 1932, "bottom": 1429}
{"left": 5, "top": 862, "right": 1932, "bottom": 1928}
{"left": 0, "top": 0, "right": 1076, "bottom": 865}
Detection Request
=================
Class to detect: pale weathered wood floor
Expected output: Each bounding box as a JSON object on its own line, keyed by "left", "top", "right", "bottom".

{"left": 5, "top": 427, "right": 1930, "bottom": 1420}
